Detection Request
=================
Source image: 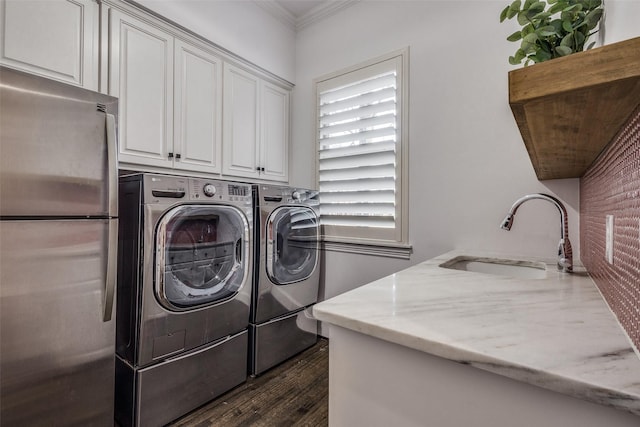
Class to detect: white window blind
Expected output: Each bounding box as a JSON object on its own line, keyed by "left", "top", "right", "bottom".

{"left": 316, "top": 52, "right": 407, "bottom": 245}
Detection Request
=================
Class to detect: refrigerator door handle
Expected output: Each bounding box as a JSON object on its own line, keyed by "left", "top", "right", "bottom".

{"left": 103, "top": 113, "right": 118, "bottom": 322}
{"left": 105, "top": 113, "right": 118, "bottom": 218}
{"left": 104, "top": 219, "right": 118, "bottom": 322}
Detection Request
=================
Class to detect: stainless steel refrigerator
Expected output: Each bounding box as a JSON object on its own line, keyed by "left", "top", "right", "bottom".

{"left": 0, "top": 66, "right": 118, "bottom": 426}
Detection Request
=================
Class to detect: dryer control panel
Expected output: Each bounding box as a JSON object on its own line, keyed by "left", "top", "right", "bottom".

{"left": 188, "top": 178, "right": 252, "bottom": 204}
{"left": 259, "top": 185, "right": 319, "bottom": 206}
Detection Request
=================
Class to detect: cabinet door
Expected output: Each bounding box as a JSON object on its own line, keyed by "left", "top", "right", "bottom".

{"left": 109, "top": 9, "right": 173, "bottom": 168}
{"left": 174, "top": 40, "right": 222, "bottom": 174}
{"left": 0, "top": 0, "right": 98, "bottom": 90}
{"left": 260, "top": 82, "right": 289, "bottom": 182}
{"left": 222, "top": 63, "right": 260, "bottom": 179}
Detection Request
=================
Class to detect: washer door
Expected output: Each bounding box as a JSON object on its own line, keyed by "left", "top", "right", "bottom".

{"left": 266, "top": 206, "right": 319, "bottom": 285}
{"left": 156, "top": 204, "right": 249, "bottom": 310}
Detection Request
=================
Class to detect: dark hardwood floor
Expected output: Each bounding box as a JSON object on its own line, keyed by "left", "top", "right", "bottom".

{"left": 169, "top": 338, "right": 329, "bottom": 427}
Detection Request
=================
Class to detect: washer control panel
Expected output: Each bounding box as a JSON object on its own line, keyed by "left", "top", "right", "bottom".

{"left": 143, "top": 174, "right": 251, "bottom": 205}
{"left": 202, "top": 183, "right": 216, "bottom": 197}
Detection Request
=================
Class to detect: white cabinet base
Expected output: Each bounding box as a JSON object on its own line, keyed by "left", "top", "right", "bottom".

{"left": 328, "top": 326, "right": 640, "bottom": 427}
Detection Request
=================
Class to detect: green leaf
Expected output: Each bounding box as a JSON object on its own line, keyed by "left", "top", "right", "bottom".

{"left": 548, "top": 3, "right": 566, "bottom": 14}
{"left": 573, "top": 20, "right": 589, "bottom": 30}
{"left": 560, "top": 10, "right": 578, "bottom": 23}
{"left": 562, "top": 4, "right": 582, "bottom": 12}
{"left": 529, "top": 1, "right": 546, "bottom": 13}
{"left": 509, "top": 55, "right": 520, "bottom": 65}
{"left": 532, "top": 11, "right": 552, "bottom": 21}
{"left": 549, "top": 19, "right": 564, "bottom": 33}
{"left": 507, "top": 30, "right": 523, "bottom": 41}
{"left": 555, "top": 45, "right": 573, "bottom": 56}
{"left": 526, "top": 4, "right": 546, "bottom": 21}
{"left": 500, "top": 5, "right": 509, "bottom": 22}
{"left": 521, "top": 37, "right": 538, "bottom": 55}
{"left": 523, "top": 0, "right": 537, "bottom": 9}
{"left": 521, "top": 23, "right": 535, "bottom": 36}
{"left": 553, "top": 1, "right": 570, "bottom": 11}
{"left": 517, "top": 11, "right": 530, "bottom": 25}
{"left": 507, "top": 5, "right": 520, "bottom": 19}
{"left": 562, "top": 19, "right": 573, "bottom": 32}
{"left": 539, "top": 40, "right": 552, "bottom": 54}
{"left": 584, "top": 8, "right": 603, "bottom": 29}
{"left": 537, "top": 25, "right": 558, "bottom": 36}
{"left": 532, "top": 49, "right": 552, "bottom": 62}
{"left": 586, "top": 41, "right": 596, "bottom": 50}
{"left": 561, "top": 33, "right": 574, "bottom": 47}
{"left": 577, "top": 0, "right": 591, "bottom": 8}
{"left": 574, "top": 30, "right": 586, "bottom": 47}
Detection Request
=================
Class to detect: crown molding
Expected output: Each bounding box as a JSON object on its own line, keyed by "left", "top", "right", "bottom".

{"left": 296, "top": 0, "right": 358, "bottom": 31}
{"left": 253, "top": 1, "right": 297, "bottom": 30}
{"left": 254, "top": 0, "right": 359, "bottom": 32}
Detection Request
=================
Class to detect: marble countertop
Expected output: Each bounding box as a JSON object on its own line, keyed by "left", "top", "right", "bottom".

{"left": 313, "top": 250, "right": 640, "bottom": 416}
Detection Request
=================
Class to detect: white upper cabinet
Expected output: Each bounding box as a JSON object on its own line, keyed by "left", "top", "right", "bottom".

{"left": 108, "top": 7, "right": 223, "bottom": 174}
{"left": 174, "top": 39, "right": 222, "bottom": 174}
{"left": 261, "top": 82, "right": 289, "bottom": 181}
{"left": 109, "top": 8, "right": 173, "bottom": 169}
{"left": 0, "top": 0, "right": 98, "bottom": 90}
{"left": 222, "top": 64, "right": 260, "bottom": 179}
{"left": 223, "top": 63, "right": 289, "bottom": 182}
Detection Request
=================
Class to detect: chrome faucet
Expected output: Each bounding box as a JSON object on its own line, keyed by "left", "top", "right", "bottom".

{"left": 500, "top": 193, "right": 573, "bottom": 273}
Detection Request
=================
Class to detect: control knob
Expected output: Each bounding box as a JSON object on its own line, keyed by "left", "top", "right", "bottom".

{"left": 203, "top": 184, "right": 216, "bottom": 197}
{"left": 292, "top": 191, "right": 301, "bottom": 201}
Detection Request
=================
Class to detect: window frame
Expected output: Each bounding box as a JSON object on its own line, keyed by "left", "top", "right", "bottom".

{"left": 313, "top": 48, "right": 411, "bottom": 259}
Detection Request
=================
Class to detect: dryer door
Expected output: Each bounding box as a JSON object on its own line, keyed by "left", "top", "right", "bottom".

{"left": 156, "top": 204, "right": 250, "bottom": 310}
{"left": 266, "top": 206, "right": 319, "bottom": 285}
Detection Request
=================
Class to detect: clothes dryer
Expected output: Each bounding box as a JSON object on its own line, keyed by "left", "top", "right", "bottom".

{"left": 115, "top": 173, "right": 253, "bottom": 427}
{"left": 250, "top": 184, "right": 320, "bottom": 375}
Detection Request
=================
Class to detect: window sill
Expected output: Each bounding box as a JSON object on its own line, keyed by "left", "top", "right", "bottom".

{"left": 320, "top": 238, "right": 413, "bottom": 260}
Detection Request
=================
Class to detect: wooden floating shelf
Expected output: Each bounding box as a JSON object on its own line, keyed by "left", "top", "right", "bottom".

{"left": 508, "top": 36, "right": 640, "bottom": 180}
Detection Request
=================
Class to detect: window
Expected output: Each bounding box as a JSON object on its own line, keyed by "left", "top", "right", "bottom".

{"left": 315, "top": 49, "right": 410, "bottom": 257}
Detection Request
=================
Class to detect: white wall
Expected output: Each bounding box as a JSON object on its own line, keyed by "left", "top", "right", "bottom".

{"left": 134, "top": 0, "right": 296, "bottom": 82}
{"left": 292, "top": 0, "right": 591, "bottom": 302}
{"left": 603, "top": 0, "right": 640, "bottom": 43}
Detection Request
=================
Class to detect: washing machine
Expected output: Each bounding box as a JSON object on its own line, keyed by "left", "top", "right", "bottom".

{"left": 115, "top": 173, "right": 253, "bottom": 427}
{"left": 250, "top": 184, "right": 321, "bottom": 376}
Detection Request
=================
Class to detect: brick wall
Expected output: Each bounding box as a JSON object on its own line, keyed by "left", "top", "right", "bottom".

{"left": 581, "top": 107, "right": 640, "bottom": 349}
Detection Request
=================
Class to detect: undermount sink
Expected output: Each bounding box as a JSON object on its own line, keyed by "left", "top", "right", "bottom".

{"left": 439, "top": 256, "right": 548, "bottom": 280}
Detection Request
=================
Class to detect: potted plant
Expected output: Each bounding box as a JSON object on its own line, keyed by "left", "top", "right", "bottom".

{"left": 500, "top": 0, "right": 604, "bottom": 66}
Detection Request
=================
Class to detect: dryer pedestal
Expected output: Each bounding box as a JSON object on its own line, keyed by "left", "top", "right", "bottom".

{"left": 115, "top": 330, "right": 247, "bottom": 427}
{"left": 249, "top": 306, "right": 317, "bottom": 376}
{"left": 250, "top": 184, "right": 321, "bottom": 377}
